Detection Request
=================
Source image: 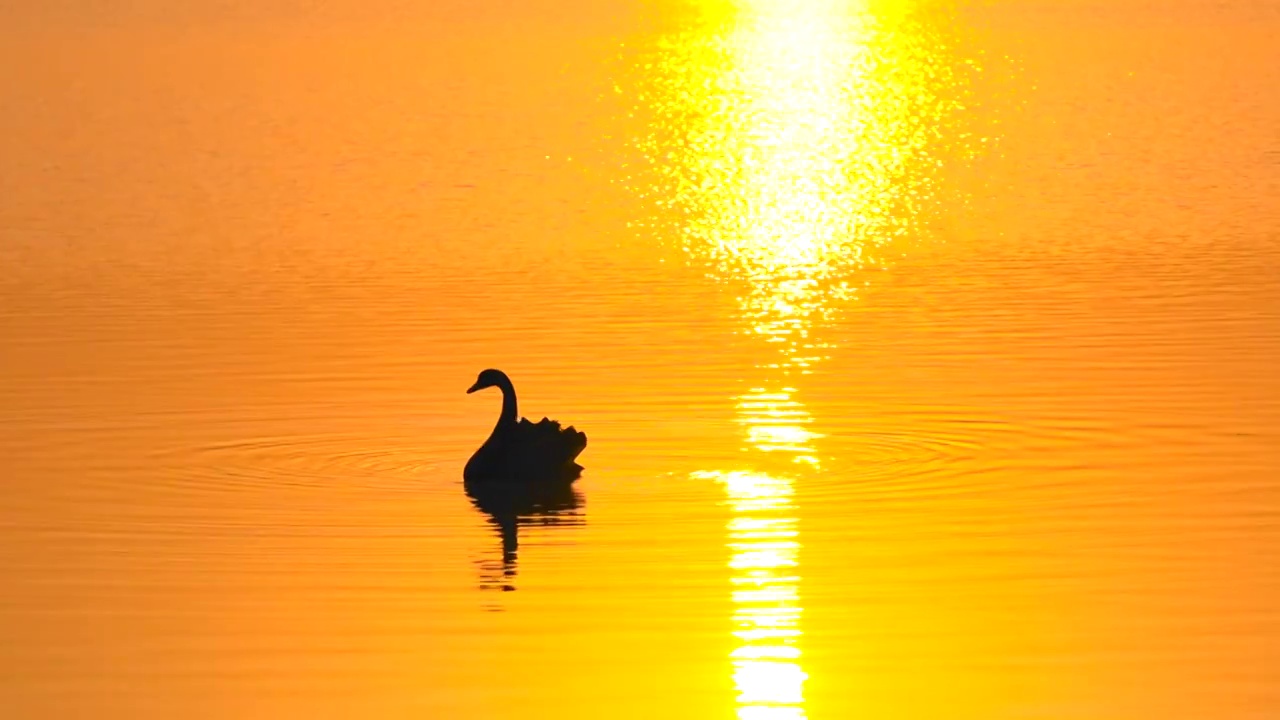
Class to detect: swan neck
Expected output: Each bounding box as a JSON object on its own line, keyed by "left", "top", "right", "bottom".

{"left": 497, "top": 377, "right": 518, "bottom": 427}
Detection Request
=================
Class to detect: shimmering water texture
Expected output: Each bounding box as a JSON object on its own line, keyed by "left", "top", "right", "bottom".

{"left": 634, "top": 5, "right": 984, "bottom": 716}
{"left": 1, "top": 0, "right": 1278, "bottom": 718}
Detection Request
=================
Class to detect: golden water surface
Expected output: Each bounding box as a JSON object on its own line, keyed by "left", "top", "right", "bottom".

{"left": 2, "top": 1, "right": 1278, "bottom": 718}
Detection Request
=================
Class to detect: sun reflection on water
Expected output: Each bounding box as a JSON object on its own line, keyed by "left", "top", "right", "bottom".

{"left": 704, "top": 382, "right": 818, "bottom": 718}
{"left": 631, "top": 1, "right": 980, "bottom": 717}
{"left": 720, "top": 383, "right": 818, "bottom": 718}
{"left": 690, "top": 466, "right": 807, "bottom": 720}
{"left": 629, "top": 0, "right": 976, "bottom": 335}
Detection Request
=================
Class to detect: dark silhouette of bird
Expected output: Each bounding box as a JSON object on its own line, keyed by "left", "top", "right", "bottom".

{"left": 464, "top": 368, "right": 587, "bottom": 483}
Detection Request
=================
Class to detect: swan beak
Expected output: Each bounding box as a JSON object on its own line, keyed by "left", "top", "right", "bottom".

{"left": 466, "top": 381, "right": 483, "bottom": 394}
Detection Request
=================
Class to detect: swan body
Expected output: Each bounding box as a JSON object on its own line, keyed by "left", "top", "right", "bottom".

{"left": 464, "top": 369, "right": 587, "bottom": 483}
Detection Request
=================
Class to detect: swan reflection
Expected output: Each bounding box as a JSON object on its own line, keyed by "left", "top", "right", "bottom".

{"left": 466, "top": 479, "right": 584, "bottom": 593}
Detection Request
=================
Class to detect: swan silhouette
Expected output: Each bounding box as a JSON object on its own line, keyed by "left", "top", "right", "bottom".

{"left": 464, "top": 369, "right": 587, "bottom": 483}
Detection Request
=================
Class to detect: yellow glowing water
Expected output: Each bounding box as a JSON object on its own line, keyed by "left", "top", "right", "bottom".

{"left": 1, "top": 1, "right": 1278, "bottom": 718}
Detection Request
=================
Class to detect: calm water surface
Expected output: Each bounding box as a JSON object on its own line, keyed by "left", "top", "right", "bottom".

{"left": 2, "top": 1, "right": 1278, "bottom": 718}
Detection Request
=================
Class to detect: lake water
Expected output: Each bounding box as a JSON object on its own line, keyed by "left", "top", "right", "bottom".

{"left": 2, "top": 1, "right": 1278, "bottom": 718}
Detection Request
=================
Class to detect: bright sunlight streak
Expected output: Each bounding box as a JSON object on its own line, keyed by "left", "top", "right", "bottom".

{"left": 650, "top": 0, "right": 971, "bottom": 716}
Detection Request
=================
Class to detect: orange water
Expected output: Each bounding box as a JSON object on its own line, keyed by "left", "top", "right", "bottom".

{"left": 2, "top": 2, "right": 1278, "bottom": 718}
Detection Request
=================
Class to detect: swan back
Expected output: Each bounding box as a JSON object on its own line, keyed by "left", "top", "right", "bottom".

{"left": 464, "top": 370, "right": 587, "bottom": 483}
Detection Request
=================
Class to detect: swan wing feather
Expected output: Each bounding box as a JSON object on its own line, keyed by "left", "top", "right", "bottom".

{"left": 517, "top": 416, "right": 588, "bottom": 464}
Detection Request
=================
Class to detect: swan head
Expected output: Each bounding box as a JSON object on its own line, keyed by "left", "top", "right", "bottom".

{"left": 466, "top": 368, "right": 509, "bottom": 394}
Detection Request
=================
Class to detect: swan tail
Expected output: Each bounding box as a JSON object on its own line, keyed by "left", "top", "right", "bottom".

{"left": 518, "top": 417, "right": 588, "bottom": 465}
{"left": 563, "top": 426, "right": 587, "bottom": 462}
